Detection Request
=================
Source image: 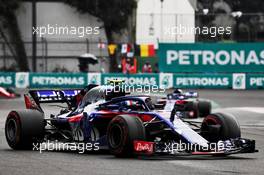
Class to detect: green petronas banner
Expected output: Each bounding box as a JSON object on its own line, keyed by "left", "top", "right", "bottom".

{"left": 0, "top": 72, "right": 15, "bottom": 87}
{"left": 101, "top": 73, "right": 159, "bottom": 87}
{"left": 1, "top": 72, "right": 264, "bottom": 89}
{"left": 246, "top": 74, "right": 264, "bottom": 89}
{"left": 173, "top": 74, "right": 233, "bottom": 89}
{"left": 29, "top": 73, "right": 87, "bottom": 88}
{"left": 158, "top": 43, "right": 264, "bottom": 73}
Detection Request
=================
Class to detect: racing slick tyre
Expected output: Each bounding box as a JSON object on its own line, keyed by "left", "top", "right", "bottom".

{"left": 198, "top": 100, "right": 212, "bottom": 117}
{"left": 5, "top": 110, "right": 45, "bottom": 150}
{"left": 107, "top": 115, "right": 146, "bottom": 157}
{"left": 185, "top": 101, "right": 199, "bottom": 118}
{"left": 201, "top": 113, "right": 241, "bottom": 143}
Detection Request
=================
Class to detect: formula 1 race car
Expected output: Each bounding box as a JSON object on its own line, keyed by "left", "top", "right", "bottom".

{"left": 5, "top": 84, "right": 257, "bottom": 157}
{"left": 0, "top": 87, "right": 21, "bottom": 98}
{"left": 155, "top": 89, "right": 211, "bottom": 119}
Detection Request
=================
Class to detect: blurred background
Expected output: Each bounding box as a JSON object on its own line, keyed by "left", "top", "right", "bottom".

{"left": 0, "top": 0, "right": 263, "bottom": 89}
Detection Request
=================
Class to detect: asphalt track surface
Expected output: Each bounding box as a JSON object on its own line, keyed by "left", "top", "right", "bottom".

{"left": 0, "top": 89, "right": 263, "bottom": 175}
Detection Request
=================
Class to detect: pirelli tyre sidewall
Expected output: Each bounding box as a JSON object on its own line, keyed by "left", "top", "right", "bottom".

{"left": 107, "top": 115, "right": 146, "bottom": 157}
{"left": 5, "top": 110, "right": 45, "bottom": 150}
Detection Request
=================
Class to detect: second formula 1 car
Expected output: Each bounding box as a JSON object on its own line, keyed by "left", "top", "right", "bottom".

{"left": 155, "top": 89, "right": 212, "bottom": 119}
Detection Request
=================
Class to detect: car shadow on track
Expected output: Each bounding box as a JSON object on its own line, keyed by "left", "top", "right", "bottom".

{"left": 135, "top": 155, "right": 256, "bottom": 161}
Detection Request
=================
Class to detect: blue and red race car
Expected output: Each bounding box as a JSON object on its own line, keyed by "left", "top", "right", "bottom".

{"left": 155, "top": 89, "right": 212, "bottom": 119}
{"left": 5, "top": 84, "right": 257, "bottom": 157}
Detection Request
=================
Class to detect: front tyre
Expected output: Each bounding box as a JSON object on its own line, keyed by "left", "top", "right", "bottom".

{"left": 5, "top": 110, "right": 45, "bottom": 150}
{"left": 201, "top": 113, "right": 241, "bottom": 143}
{"left": 107, "top": 115, "right": 146, "bottom": 157}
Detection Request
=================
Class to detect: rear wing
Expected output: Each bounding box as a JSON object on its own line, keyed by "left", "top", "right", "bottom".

{"left": 29, "top": 89, "right": 81, "bottom": 103}
{"left": 28, "top": 84, "right": 98, "bottom": 104}
{"left": 184, "top": 91, "right": 199, "bottom": 98}
{"left": 167, "top": 91, "right": 199, "bottom": 100}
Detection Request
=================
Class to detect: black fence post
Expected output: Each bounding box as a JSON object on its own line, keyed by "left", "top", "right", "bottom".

{"left": 45, "top": 38, "right": 48, "bottom": 72}
{"left": 41, "top": 37, "right": 44, "bottom": 72}
{"left": 2, "top": 43, "right": 6, "bottom": 70}
{"left": 86, "top": 38, "right": 90, "bottom": 53}
{"left": 32, "top": 0, "right": 37, "bottom": 72}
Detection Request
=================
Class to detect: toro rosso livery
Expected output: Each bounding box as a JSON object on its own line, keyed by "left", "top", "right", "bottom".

{"left": 5, "top": 84, "right": 257, "bottom": 157}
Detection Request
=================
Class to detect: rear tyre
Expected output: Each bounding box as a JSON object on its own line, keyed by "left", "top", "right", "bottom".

{"left": 107, "top": 115, "right": 145, "bottom": 157}
{"left": 5, "top": 110, "right": 45, "bottom": 150}
{"left": 198, "top": 100, "right": 212, "bottom": 117}
{"left": 185, "top": 101, "right": 199, "bottom": 118}
{"left": 201, "top": 113, "right": 241, "bottom": 143}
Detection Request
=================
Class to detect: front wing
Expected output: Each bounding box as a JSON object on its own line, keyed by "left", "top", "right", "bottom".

{"left": 134, "top": 138, "right": 257, "bottom": 156}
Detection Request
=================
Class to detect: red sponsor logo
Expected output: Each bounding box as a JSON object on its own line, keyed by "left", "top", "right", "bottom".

{"left": 134, "top": 140, "right": 154, "bottom": 154}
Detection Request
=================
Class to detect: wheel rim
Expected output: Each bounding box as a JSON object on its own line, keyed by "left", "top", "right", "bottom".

{"left": 109, "top": 124, "right": 123, "bottom": 148}
{"left": 201, "top": 115, "right": 222, "bottom": 142}
{"left": 204, "top": 116, "right": 221, "bottom": 126}
{"left": 6, "top": 119, "right": 17, "bottom": 142}
{"left": 202, "top": 116, "right": 221, "bottom": 132}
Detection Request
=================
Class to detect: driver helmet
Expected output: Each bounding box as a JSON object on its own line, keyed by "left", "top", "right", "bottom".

{"left": 173, "top": 88, "right": 183, "bottom": 94}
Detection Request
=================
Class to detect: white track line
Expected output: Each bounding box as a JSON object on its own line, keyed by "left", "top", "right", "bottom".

{"left": 226, "top": 107, "right": 264, "bottom": 114}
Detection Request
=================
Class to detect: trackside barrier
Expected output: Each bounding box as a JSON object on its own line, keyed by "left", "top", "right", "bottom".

{"left": 0, "top": 72, "right": 264, "bottom": 89}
